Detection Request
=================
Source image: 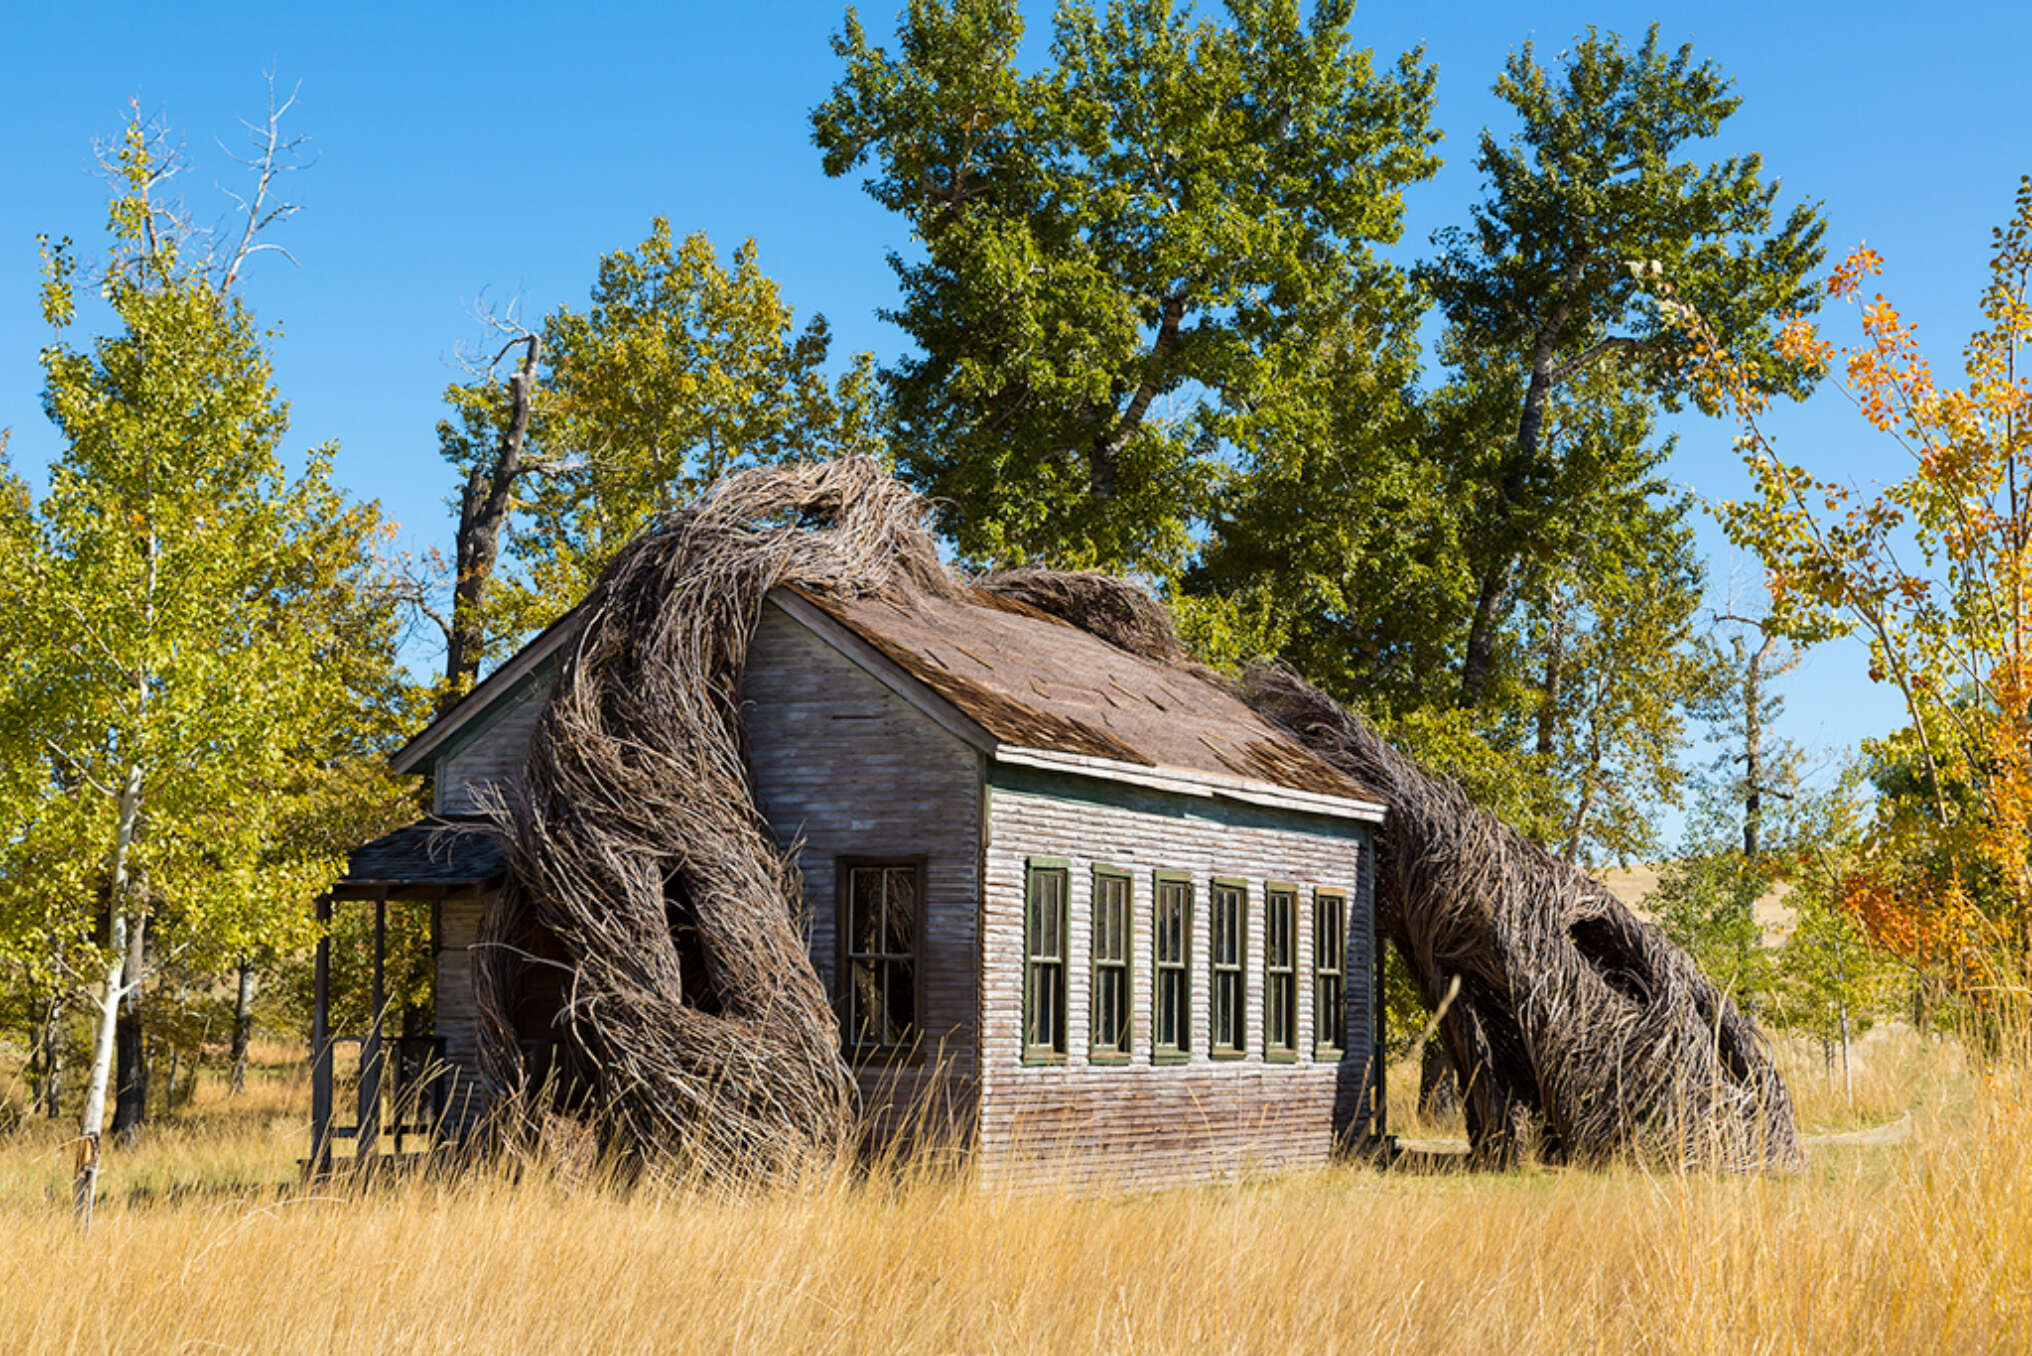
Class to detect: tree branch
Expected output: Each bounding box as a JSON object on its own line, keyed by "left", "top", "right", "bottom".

{"left": 1551, "top": 334, "right": 1651, "bottom": 385}
{"left": 1090, "top": 289, "right": 1188, "bottom": 499}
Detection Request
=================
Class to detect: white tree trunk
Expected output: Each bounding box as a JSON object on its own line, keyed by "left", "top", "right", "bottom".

{"left": 230, "top": 961, "right": 256, "bottom": 1095}
{"left": 1839, "top": 1002, "right": 1853, "bottom": 1106}
{"left": 74, "top": 762, "right": 144, "bottom": 1229}
{"left": 74, "top": 916, "right": 125, "bottom": 1228}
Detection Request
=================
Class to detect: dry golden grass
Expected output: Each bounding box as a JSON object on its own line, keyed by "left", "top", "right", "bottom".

{"left": 1, "top": 1027, "right": 2024, "bottom": 1353}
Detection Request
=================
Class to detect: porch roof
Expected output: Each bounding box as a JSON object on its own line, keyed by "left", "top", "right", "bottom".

{"left": 335, "top": 815, "right": 505, "bottom": 895}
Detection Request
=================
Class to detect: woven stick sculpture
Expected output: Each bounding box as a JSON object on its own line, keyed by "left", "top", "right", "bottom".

{"left": 1238, "top": 668, "right": 1801, "bottom": 1170}
{"left": 475, "top": 456, "right": 954, "bottom": 1174}
{"left": 479, "top": 458, "right": 1797, "bottom": 1174}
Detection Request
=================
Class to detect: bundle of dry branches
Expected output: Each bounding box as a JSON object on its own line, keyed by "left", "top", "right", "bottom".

{"left": 475, "top": 456, "right": 954, "bottom": 1175}
{"left": 1239, "top": 669, "right": 1801, "bottom": 1170}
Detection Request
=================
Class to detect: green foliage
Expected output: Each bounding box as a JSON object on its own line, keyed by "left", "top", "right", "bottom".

{"left": 1772, "top": 871, "right": 1894, "bottom": 1049}
{"left": 815, "top": 0, "right": 1440, "bottom": 574}
{"left": 1192, "top": 318, "right": 1465, "bottom": 716}
{"left": 1651, "top": 849, "right": 1776, "bottom": 1009}
{"left": 1421, "top": 25, "right": 1826, "bottom": 412}
{"left": 1422, "top": 25, "right": 1824, "bottom": 722}
{"left": 444, "top": 220, "right": 884, "bottom": 655}
{"left": 0, "top": 110, "right": 415, "bottom": 986}
{"left": 1192, "top": 27, "right": 1784, "bottom": 867}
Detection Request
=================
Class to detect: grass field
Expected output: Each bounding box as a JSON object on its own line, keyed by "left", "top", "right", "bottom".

{"left": 0, "top": 1027, "right": 2020, "bottom": 1352}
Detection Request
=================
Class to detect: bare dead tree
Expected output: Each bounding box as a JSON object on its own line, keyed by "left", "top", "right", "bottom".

{"left": 442, "top": 323, "right": 542, "bottom": 709}
{"left": 1714, "top": 611, "right": 1802, "bottom": 869}
{"left": 212, "top": 71, "right": 311, "bottom": 295}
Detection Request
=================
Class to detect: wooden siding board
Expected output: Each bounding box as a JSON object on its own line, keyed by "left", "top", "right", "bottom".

{"left": 743, "top": 602, "right": 985, "bottom": 1140}
{"left": 978, "top": 778, "right": 1372, "bottom": 1187}
{"left": 436, "top": 682, "right": 549, "bottom": 816}
{"left": 436, "top": 893, "right": 489, "bottom": 1131}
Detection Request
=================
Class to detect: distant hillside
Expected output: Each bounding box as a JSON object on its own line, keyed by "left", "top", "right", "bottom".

{"left": 1594, "top": 864, "right": 1797, "bottom": 946}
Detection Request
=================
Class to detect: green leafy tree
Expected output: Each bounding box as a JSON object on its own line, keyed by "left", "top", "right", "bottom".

{"left": 426, "top": 221, "right": 882, "bottom": 677}
{"left": 1187, "top": 312, "right": 1464, "bottom": 717}
{"left": 814, "top": 0, "right": 1439, "bottom": 574}
{"left": 1420, "top": 25, "right": 1825, "bottom": 710}
{"left": 0, "top": 104, "right": 409, "bottom": 1220}
{"left": 1536, "top": 525, "right": 1719, "bottom": 866}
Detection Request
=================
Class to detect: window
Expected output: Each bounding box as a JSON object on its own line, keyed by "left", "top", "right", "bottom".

{"left": 1264, "top": 886, "right": 1298, "bottom": 1059}
{"left": 1314, "top": 889, "right": 1346, "bottom": 1058}
{"left": 1152, "top": 873, "right": 1192, "bottom": 1061}
{"left": 1090, "top": 868, "right": 1132, "bottom": 1060}
{"left": 1024, "top": 861, "right": 1069, "bottom": 1061}
{"left": 844, "top": 861, "right": 920, "bottom": 1053}
{"left": 1210, "top": 880, "right": 1247, "bottom": 1057}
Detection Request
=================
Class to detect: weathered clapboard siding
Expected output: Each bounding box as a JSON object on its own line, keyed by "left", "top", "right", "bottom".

{"left": 977, "top": 769, "right": 1374, "bottom": 1186}
{"left": 742, "top": 601, "right": 984, "bottom": 1140}
{"left": 436, "top": 893, "right": 490, "bottom": 1132}
{"left": 436, "top": 680, "right": 549, "bottom": 815}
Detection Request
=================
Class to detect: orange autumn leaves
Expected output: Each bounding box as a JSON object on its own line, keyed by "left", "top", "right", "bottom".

{"left": 1682, "top": 178, "right": 2032, "bottom": 991}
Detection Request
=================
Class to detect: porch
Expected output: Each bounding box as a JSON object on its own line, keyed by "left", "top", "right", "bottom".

{"left": 307, "top": 816, "right": 502, "bottom": 1176}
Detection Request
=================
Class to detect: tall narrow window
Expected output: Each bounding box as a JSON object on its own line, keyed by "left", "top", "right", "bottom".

{"left": 844, "top": 861, "right": 919, "bottom": 1053}
{"left": 1314, "top": 889, "right": 1346, "bottom": 1058}
{"left": 1264, "top": 886, "right": 1298, "bottom": 1059}
{"left": 1091, "top": 869, "right": 1132, "bottom": 1060}
{"left": 1024, "top": 861, "right": 1069, "bottom": 1061}
{"left": 1152, "top": 873, "right": 1192, "bottom": 1060}
{"left": 1210, "top": 880, "right": 1247, "bottom": 1057}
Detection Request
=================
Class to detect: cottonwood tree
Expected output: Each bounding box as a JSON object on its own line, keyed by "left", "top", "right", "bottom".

{"left": 1421, "top": 26, "right": 1825, "bottom": 711}
{"left": 814, "top": 0, "right": 1439, "bottom": 575}
{"left": 3, "top": 97, "right": 405, "bottom": 1223}
{"left": 421, "top": 222, "right": 880, "bottom": 685}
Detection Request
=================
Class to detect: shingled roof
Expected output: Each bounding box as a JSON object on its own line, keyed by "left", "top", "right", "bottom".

{"left": 784, "top": 584, "right": 1382, "bottom": 809}
{"left": 338, "top": 816, "right": 506, "bottom": 890}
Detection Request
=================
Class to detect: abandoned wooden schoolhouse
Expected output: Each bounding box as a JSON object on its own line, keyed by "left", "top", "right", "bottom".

{"left": 318, "top": 580, "right": 1388, "bottom": 1183}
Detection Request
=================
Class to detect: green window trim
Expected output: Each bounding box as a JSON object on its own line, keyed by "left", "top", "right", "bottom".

{"left": 1089, "top": 865, "right": 1133, "bottom": 1062}
{"left": 1023, "top": 861, "right": 1071, "bottom": 1064}
{"left": 1209, "top": 878, "right": 1248, "bottom": 1059}
{"left": 1264, "top": 884, "right": 1299, "bottom": 1060}
{"left": 1314, "top": 887, "right": 1348, "bottom": 1060}
{"left": 1151, "top": 871, "right": 1193, "bottom": 1062}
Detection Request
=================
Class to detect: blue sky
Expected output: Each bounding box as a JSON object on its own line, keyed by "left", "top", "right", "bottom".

{"left": 3, "top": 0, "right": 2028, "bottom": 815}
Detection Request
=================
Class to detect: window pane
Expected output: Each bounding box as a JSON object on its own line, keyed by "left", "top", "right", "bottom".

{"left": 1026, "top": 866, "right": 1068, "bottom": 1055}
{"left": 1040, "top": 874, "right": 1062, "bottom": 956}
{"left": 844, "top": 861, "right": 919, "bottom": 1050}
{"left": 852, "top": 958, "right": 884, "bottom": 1045}
{"left": 884, "top": 961, "right": 914, "bottom": 1044}
{"left": 1096, "top": 876, "right": 1126, "bottom": 963}
{"left": 850, "top": 869, "right": 884, "bottom": 956}
{"left": 884, "top": 868, "right": 916, "bottom": 956}
{"left": 1266, "top": 892, "right": 1291, "bottom": 969}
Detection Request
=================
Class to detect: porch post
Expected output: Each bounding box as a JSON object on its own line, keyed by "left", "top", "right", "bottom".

{"left": 357, "top": 888, "right": 387, "bottom": 1159}
{"left": 309, "top": 893, "right": 333, "bottom": 1176}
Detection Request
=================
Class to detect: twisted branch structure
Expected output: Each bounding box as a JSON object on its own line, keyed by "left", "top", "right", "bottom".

{"left": 477, "top": 458, "right": 1798, "bottom": 1174}
{"left": 475, "top": 456, "right": 952, "bottom": 1174}
{"left": 1237, "top": 669, "right": 1800, "bottom": 1170}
